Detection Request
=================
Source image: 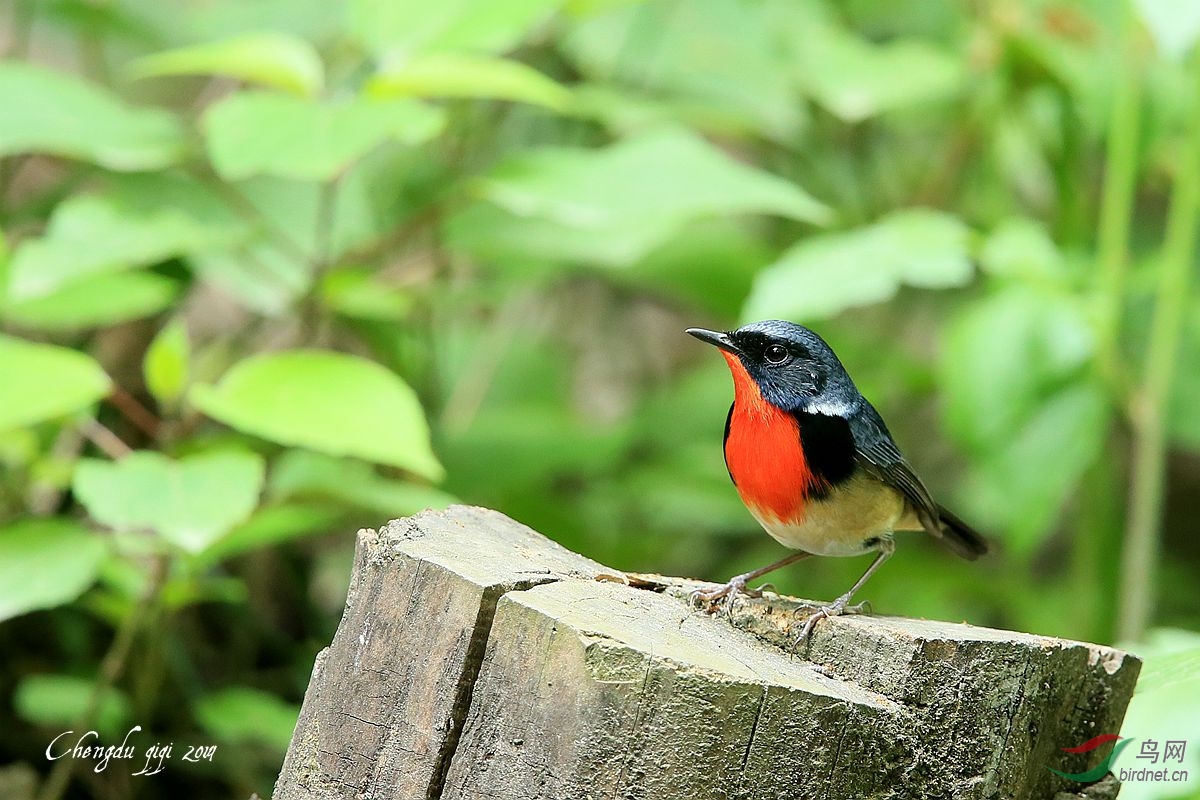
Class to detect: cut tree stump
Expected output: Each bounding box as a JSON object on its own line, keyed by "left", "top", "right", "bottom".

{"left": 274, "top": 506, "right": 1140, "bottom": 800}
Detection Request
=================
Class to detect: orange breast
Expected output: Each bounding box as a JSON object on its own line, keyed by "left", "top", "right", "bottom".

{"left": 721, "top": 353, "right": 820, "bottom": 524}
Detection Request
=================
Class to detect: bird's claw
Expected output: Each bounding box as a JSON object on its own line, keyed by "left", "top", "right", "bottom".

{"left": 792, "top": 597, "right": 871, "bottom": 645}
{"left": 689, "top": 575, "right": 769, "bottom": 618}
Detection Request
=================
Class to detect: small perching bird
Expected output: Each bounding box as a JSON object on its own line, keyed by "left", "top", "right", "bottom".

{"left": 687, "top": 320, "right": 987, "bottom": 640}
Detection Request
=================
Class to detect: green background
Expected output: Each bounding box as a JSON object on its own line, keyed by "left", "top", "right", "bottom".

{"left": 0, "top": 0, "right": 1198, "bottom": 797}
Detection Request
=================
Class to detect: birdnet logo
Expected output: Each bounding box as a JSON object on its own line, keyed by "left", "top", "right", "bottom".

{"left": 1047, "top": 734, "right": 1189, "bottom": 784}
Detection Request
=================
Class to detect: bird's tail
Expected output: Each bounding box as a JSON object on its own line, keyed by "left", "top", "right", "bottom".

{"left": 935, "top": 505, "right": 989, "bottom": 560}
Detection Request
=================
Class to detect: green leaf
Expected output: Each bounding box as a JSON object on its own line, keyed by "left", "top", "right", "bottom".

{"left": 190, "top": 166, "right": 385, "bottom": 297}
{"left": 563, "top": 0, "right": 811, "bottom": 140}
{"left": 368, "top": 53, "right": 572, "bottom": 110}
{"left": 73, "top": 450, "right": 266, "bottom": 553}
{"left": 126, "top": 32, "right": 325, "bottom": 96}
{"left": 973, "top": 382, "right": 1108, "bottom": 554}
{"left": 143, "top": 320, "right": 190, "bottom": 407}
{"left": 795, "top": 30, "right": 966, "bottom": 122}
{"left": 198, "top": 502, "right": 347, "bottom": 566}
{"left": 8, "top": 184, "right": 247, "bottom": 300}
{"left": 941, "top": 287, "right": 1094, "bottom": 453}
{"left": 0, "top": 519, "right": 108, "bottom": 622}
{"left": 1116, "top": 629, "right": 1200, "bottom": 770}
{"left": 0, "top": 335, "right": 111, "bottom": 433}
{"left": 942, "top": 286, "right": 1104, "bottom": 553}
{"left": 0, "top": 60, "right": 184, "bottom": 170}
{"left": 203, "top": 91, "right": 445, "bottom": 180}
{"left": 1134, "top": 0, "right": 1200, "bottom": 61}
{"left": 2, "top": 271, "right": 180, "bottom": 331}
{"left": 348, "top": 0, "right": 560, "bottom": 56}
{"left": 1008, "top": 28, "right": 1110, "bottom": 133}
{"left": 743, "top": 209, "right": 973, "bottom": 322}
{"left": 121, "top": 0, "right": 343, "bottom": 47}
{"left": 571, "top": 83, "right": 796, "bottom": 141}
{"left": 445, "top": 202, "right": 645, "bottom": 267}
{"left": 190, "top": 243, "right": 310, "bottom": 316}
{"left": 1137, "top": 645, "right": 1200, "bottom": 695}
{"left": 485, "top": 128, "right": 829, "bottom": 226}
{"left": 160, "top": 572, "right": 248, "bottom": 610}
{"left": 979, "top": 217, "right": 1068, "bottom": 283}
{"left": 320, "top": 267, "right": 413, "bottom": 321}
{"left": 194, "top": 687, "right": 298, "bottom": 751}
{"left": 190, "top": 351, "right": 443, "bottom": 480}
{"left": 15, "top": 674, "right": 130, "bottom": 736}
{"left": 269, "top": 450, "right": 456, "bottom": 515}
{"left": 212, "top": 165, "right": 384, "bottom": 272}
{"left": 461, "top": 128, "right": 829, "bottom": 267}
{"left": 621, "top": 221, "right": 773, "bottom": 318}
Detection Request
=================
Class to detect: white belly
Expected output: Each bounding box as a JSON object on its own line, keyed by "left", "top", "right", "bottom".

{"left": 749, "top": 471, "right": 909, "bottom": 557}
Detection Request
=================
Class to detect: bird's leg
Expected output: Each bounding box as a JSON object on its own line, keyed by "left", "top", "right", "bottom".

{"left": 794, "top": 538, "right": 895, "bottom": 643}
{"left": 691, "top": 551, "right": 812, "bottom": 617}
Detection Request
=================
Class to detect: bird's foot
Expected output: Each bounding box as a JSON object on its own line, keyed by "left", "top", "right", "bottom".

{"left": 792, "top": 595, "right": 871, "bottom": 645}
{"left": 689, "top": 574, "right": 770, "bottom": 618}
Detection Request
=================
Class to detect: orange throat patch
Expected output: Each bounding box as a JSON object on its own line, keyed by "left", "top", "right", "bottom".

{"left": 721, "top": 352, "right": 820, "bottom": 524}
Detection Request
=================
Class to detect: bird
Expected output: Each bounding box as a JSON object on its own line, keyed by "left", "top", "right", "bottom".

{"left": 686, "top": 320, "right": 987, "bottom": 640}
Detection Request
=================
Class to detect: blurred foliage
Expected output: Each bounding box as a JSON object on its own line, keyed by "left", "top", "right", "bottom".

{"left": 1, "top": 0, "right": 1199, "bottom": 797}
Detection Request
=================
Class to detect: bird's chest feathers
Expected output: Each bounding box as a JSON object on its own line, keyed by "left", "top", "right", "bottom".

{"left": 721, "top": 355, "right": 821, "bottom": 524}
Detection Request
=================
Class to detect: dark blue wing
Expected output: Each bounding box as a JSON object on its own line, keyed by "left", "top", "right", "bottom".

{"left": 848, "top": 401, "right": 940, "bottom": 531}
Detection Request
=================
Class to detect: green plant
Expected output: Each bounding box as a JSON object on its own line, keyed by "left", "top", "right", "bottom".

{"left": 1, "top": 1, "right": 1199, "bottom": 797}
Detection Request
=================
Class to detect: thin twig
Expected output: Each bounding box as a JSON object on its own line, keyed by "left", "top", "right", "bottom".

{"left": 37, "top": 556, "right": 169, "bottom": 800}
{"left": 108, "top": 386, "right": 161, "bottom": 440}
{"left": 1077, "top": 2, "right": 1141, "bottom": 644}
{"left": 79, "top": 419, "right": 134, "bottom": 459}
{"left": 439, "top": 288, "right": 537, "bottom": 434}
{"left": 312, "top": 176, "right": 340, "bottom": 273}
{"left": 1116, "top": 68, "right": 1200, "bottom": 643}
{"left": 336, "top": 200, "right": 458, "bottom": 266}
{"left": 299, "top": 176, "right": 341, "bottom": 344}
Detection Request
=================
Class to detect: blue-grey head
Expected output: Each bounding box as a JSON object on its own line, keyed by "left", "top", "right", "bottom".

{"left": 686, "top": 320, "right": 861, "bottom": 416}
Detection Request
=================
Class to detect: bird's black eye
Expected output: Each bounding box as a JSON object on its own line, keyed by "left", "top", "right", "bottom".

{"left": 764, "top": 344, "right": 789, "bottom": 364}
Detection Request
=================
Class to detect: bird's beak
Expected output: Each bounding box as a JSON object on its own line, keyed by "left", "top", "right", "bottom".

{"left": 686, "top": 327, "right": 739, "bottom": 355}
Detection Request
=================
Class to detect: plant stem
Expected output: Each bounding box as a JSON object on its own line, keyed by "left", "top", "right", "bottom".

{"left": 1055, "top": 95, "right": 1089, "bottom": 248}
{"left": 79, "top": 419, "right": 134, "bottom": 459}
{"left": 440, "top": 288, "right": 537, "bottom": 434}
{"left": 1116, "top": 67, "right": 1200, "bottom": 643}
{"left": 108, "top": 385, "right": 162, "bottom": 440}
{"left": 1073, "top": 457, "right": 1124, "bottom": 642}
{"left": 1079, "top": 1, "right": 1141, "bottom": 644}
{"left": 300, "top": 176, "right": 341, "bottom": 344}
{"left": 1094, "top": 3, "right": 1143, "bottom": 388}
{"left": 37, "top": 556, "right": 169, "bottom": 800}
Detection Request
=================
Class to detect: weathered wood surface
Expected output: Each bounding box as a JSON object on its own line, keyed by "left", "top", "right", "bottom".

{"left": 274, "top": 506, "right": 1140, "bottom": 800}
{"left": 274, "top": 506, "right": 604, "bottom": 800}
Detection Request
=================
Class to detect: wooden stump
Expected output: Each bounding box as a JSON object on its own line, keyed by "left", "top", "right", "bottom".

{"left": 274, "top": 506, "right": 1140, "bottom": 800}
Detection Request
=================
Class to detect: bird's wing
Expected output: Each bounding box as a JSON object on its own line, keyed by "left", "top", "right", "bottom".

{"left": 847, "top": 403, "right": 941, "bottom": 533}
